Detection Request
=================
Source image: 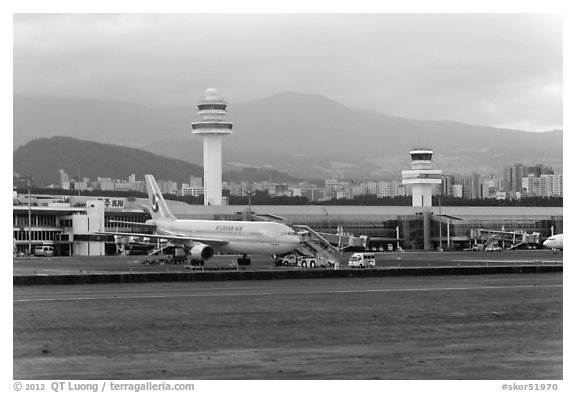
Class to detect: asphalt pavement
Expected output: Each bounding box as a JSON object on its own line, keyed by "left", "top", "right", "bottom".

{"left": 13, "top": 249, "right": 563, "bottom": 276}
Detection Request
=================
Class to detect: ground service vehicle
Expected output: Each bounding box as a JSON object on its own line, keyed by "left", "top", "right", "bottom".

{"left": 276, "top": 254, "right": 310, "bottom": 268}
{"left": 312, "top": 255, "right": 336, "bottom": 268}
{"left": 275, "top": 254, "right": 336, "bottom": 268}
{"left": 142, "top": 248, "right": 189, "bottom": 265}
{"left": 348, "top": 252, "right": 376, "bottom": 268}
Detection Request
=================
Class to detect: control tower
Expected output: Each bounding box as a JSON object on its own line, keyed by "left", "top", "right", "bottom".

{"left": 401, "top": 148, "right": 442, "bottom": 207}
{"left": 191, "top": 88, "right": 233, "bottom": 205}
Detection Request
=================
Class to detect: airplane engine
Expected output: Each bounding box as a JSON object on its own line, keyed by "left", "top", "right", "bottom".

{"left": 189, "top": 244, "right": 214, "bottom": 261}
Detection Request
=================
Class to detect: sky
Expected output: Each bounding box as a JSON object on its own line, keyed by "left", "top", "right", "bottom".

{"left": 12, "top": 12, "right": 563, "bottom": 132}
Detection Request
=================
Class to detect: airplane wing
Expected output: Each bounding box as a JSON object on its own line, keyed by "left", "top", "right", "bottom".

{"left": 95, "top": 231, "right": 229, "bottom": 247}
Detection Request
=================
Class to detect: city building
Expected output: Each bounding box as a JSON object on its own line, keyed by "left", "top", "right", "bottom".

{"left": 181, "top": 183, "right": 204, "bottom": 197}
{"left": 503, "top": 163, "right": 525, "bottom": 195}
{"left": 22, "top": 159, "right": 563, "bottom": 210}
{"left": 540, "top": 174, "right": 563, "bottom": 197}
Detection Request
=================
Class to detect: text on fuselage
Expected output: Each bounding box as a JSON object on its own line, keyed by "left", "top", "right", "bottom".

{"left": 215, "top": 225, "right": 244, "bottom": 234}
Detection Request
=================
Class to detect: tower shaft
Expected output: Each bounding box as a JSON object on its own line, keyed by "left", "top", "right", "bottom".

{"left": 203, "top": 135, "right": 223, "bottom": 206}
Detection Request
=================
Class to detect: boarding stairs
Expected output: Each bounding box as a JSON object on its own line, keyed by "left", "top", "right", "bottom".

{"left": 147, "top": 242, "right": 172, "bottom": 256}
{"left": 293, "top": 224, "right": 344, "bottom": 262}
{"left": 483, "top": 235, "right": 499, "bottom": 249}
{"left": 507, "top": 242, "right": 527, "bottom": 251}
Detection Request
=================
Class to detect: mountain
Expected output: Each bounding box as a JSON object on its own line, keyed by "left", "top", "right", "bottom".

{"left": 223, "top": 167, "right": 303, "bottom": 184}
{"left": 13, "top": 93, "right": 563, "bottom": 178}
{"left": 13, "top": 136, "right": 305, "bottom": 187}
{"left": 13, "top": 137, "right": 203, "bottom": 186}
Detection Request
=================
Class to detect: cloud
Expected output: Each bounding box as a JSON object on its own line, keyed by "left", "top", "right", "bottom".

{"left": 13, "top": 13, "right": 562, "bottom": 131}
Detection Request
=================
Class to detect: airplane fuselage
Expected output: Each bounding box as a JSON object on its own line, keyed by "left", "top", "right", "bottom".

{"left": 154, "top": 218, "right": 300, "bottom": 255}
{"left": 543, "top": 234, "right": 563, "bottom": 252}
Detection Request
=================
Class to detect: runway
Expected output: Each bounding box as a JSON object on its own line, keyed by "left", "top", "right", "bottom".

{"left": 13, "top": 273, "right": 562, "bottom": 302}
{"left": 14, "top": 273, "right": 563, "bottom": 380}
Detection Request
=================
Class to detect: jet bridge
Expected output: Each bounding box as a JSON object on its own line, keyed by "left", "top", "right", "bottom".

{"left": 470, "top": 229, "right": 541, "bottom": 250}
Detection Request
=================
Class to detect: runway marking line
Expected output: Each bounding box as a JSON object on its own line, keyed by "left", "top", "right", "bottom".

{"left": 14, "top": 284, "right": 563, "bottom": 303}
{"left": 451, "top": 259, "right": 562, "bottom": 263}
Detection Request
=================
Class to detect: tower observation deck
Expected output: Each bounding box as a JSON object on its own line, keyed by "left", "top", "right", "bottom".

{"left": 191, "top": 88, "right": 233, "bottom": 205}
{"left": 401, "top": 147, "right": 442, "bottom": 207}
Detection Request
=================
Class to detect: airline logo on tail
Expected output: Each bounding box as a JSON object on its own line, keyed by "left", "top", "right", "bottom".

{"left": 145, "top": 175, "right": 175, "bottom": 220}
{"left": 151, "top": 193, "right": 160, "bottom": 213}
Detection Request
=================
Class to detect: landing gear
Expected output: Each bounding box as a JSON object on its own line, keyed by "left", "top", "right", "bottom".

{"left": 237, "top": 254, "right": 251, "bottom": 266}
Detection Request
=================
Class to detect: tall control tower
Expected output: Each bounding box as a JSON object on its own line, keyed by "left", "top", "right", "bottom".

{"left": 402, "top": 148, "right": 442, "bottom": 207}
{"left": 191, "top": 88, "right": 233, "bottom": 205}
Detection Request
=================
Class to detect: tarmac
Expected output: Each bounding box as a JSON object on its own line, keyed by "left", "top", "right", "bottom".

{"left": 13, "top": 250, "right": 563, "bottom": 380}
{"left": 14, "top": 272, "right": 563, "bottom": 380}
{"left": 13, "top": 250, "right": 563, "bottom": 285}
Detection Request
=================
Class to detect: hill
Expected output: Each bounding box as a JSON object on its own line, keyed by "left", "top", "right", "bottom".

{"left": 13, "top": 137, "right": 204, "bottom": 186}
{"left": 14, "top": 93, "right": 563, "bottom": 178}
{"left": 13, "top": 137, "right": 303, "bottom": 187}
{"left": 223, "top": 167, "right": 303, "bottom": 184}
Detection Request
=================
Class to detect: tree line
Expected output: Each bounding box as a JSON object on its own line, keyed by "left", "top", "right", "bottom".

{"left": 16, "top": 187, "right": 563, "bottom": 207}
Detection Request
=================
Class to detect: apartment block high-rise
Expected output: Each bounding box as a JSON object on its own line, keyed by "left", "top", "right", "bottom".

{"left": 503, "top": 163, "right": 524, "bottom": 194}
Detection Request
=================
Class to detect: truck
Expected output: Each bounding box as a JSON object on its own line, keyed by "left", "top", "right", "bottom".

{"left": 348, "top": 252, "right": 376, "bottom": 268}
{"left": 142, "top": 248, "right": 188, "bottom": 265}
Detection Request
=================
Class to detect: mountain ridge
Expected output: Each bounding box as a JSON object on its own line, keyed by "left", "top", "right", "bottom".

{"left": 13, "top": 136, "right": 304, "bottom": 187}
{"left": 13, "top": 92, "right": 563, "bottom": 178}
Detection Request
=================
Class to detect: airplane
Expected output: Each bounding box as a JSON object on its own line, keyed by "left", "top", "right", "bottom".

{"left": 543, "top": 234, "right": 563, "bottom": 253}
{"left": 100, "top": 174, "right": 301, "bottom": 265}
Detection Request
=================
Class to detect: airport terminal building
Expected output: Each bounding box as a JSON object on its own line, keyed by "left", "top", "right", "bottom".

{"left": 13, "top": 193, "right": 563, "bottom": 256}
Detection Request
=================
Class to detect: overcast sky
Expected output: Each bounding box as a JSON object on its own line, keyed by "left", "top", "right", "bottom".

{"left": 13, "top": 13, "right": 563, "bottom": 131}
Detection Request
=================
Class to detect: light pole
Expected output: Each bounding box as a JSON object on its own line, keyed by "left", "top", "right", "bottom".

{"left": 438, "top": 193, "right": 443, "bottom": 251}
{"left": 27, "top": 177, "right": 32, "bottom": 255}
{"left": 247, "top": 191, "right": 253, "bottom": 221}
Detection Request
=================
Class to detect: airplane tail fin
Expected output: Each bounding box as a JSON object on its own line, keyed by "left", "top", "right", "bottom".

{"left": 145, "top": 175, "right": 176, "bottom": 221}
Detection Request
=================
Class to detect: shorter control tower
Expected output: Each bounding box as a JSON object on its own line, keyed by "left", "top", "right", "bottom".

{"left": 191, "top": 88, "right": 233, "bottom": 206}
{"left": 402, "top": 148, "right": 442, "bottom": 207}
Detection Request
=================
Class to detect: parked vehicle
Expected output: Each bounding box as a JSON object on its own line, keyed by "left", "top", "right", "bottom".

{"left": 348, "top": 252, "right": 376, "bottom": 268}
{"left": 34, "top": 245, "right": 54, "bottom": 257}
{"left": 142, "top": 250, "right": 189, "bottom": 265}
{"left": 274, "top": 254, "right": 336, "bottom": 268}
{"left": 276, "top": 254, "right": 310, "bottom": 268}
